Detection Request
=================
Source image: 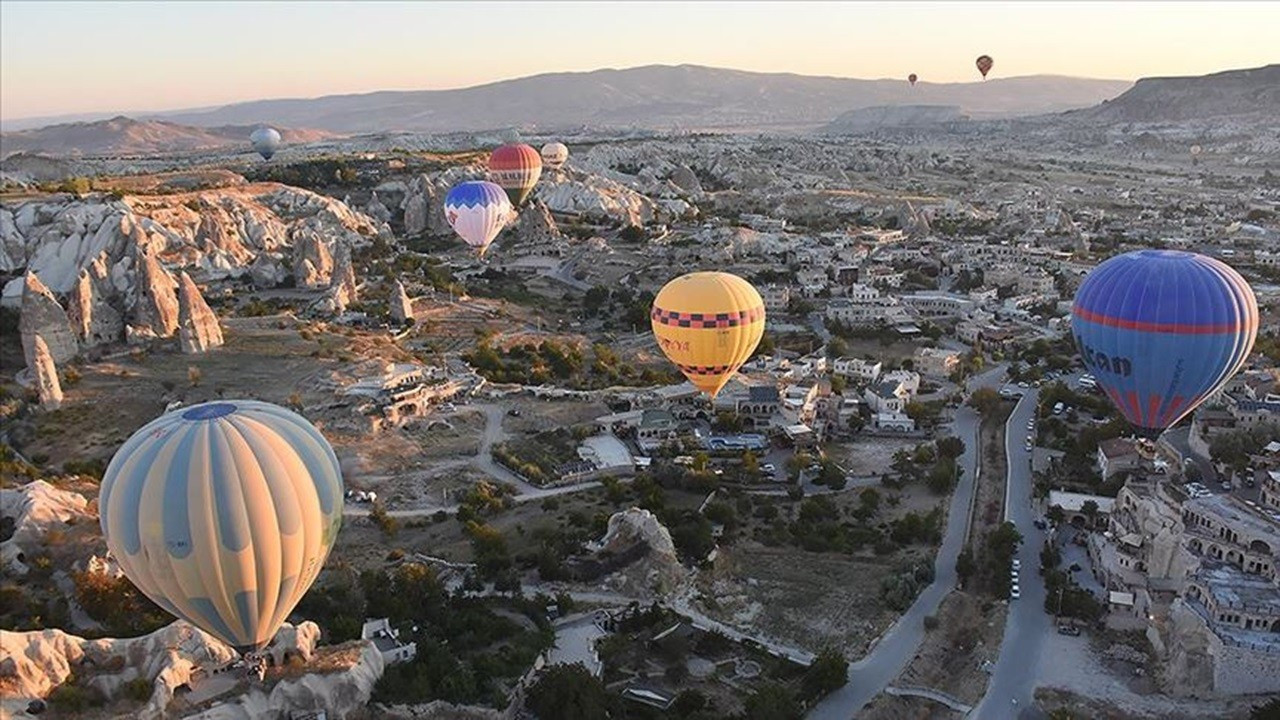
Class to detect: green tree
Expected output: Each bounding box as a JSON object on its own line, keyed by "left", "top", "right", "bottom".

{"left": 744, "top": 682, "right": 802, "bottom": 720}
{"left": 1047, "top": 505, "right": 1066, "bottom": 525}
{"left": 803, "top": 648, "right": 849, "bottom": 698}
{"left": 742, "top": 450, "right": 760, "bottom": 475}
{"left": 968, "top": 387, "right": 1002, "bottom": 416}
{"left": 526, "top": 664, "right": 613, "bottom": 720}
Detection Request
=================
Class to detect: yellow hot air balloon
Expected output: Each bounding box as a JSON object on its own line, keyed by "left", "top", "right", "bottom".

{"left": 651, "top": 272, "right": 766, "bottom": 398}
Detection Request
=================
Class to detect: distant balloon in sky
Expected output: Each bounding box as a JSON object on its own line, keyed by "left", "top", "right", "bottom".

{"left": 1190, "top": 144, "right": 1203, "bottom": 156}
{"left": 249, "top": 127, "right": 282, "bottom": 160}
{"left": 908, "top": 73, "right": 918, "bottom": 86}
{"left": 975, "top": 55, "right": 994, "bottom": 79}
{"left": 445, "top": 180, "right": 512, "bottom": 257}
{"left": 100, "top": 400, "right": 344, "bottom": 655}
{"left": 541, "top": 142, "right": 569, "bottom": 170}
{"left": 1071, "top": 250, "right": 1258, "bottom": 437}
{"left": 651, "top": 272, "right": 766, "bottom": 398}
{"left": 488, "top": 143, "right": 543, "bottom": 206}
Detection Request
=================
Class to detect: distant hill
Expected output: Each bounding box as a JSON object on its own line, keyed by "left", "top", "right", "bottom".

{"left": 823, "top": 105, "right": 969, "bottom": 133}
{"left": 145, "top": 64, "right": 1130, "bottom": 134}
{"left": 0, "top": 116, "right": 338, "bottom": 157}
{"left": 1067, "top": 64, "right": 1279, "bottom": 122}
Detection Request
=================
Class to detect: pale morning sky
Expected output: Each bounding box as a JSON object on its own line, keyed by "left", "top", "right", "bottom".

{"left": 2, "top": 1, "right": 1277, "bottom": 121}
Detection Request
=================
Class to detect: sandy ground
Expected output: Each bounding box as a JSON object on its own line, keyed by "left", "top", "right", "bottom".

{"left": 697, "top": 541, "right": 930, "bottom": 657}
{"left": 1034, "top": 632, "right": 1260, "bottom": 719}
{"left": 829, "top": 436, "right": 922, "bottom": 477}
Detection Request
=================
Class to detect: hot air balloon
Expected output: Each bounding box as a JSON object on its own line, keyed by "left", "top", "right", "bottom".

{"left": 250, "top": 127, "right": 282, "bottom": 160}
{"left": 488, "top": 143, "right": 542, "bottom": 206}
{"left": 1190, "top": 145, "right": 1203, "bottom": 156}
{"left": 541, "top": 142, "right": 569, "bottom": 170}
{"left": 444, "top": 181, "right": 512, "bottom": 257}
{"left": 99, "top": 400, "right": 344, "bottom": 656}
{"left": 651, "top": 272, "right": 766, "bottom": 398}
{"left": 975, "top": 55, "right": 994, "bottom": 79}
{"left": 1071, "top": 250, "right": 1258, "bottom": 437}
{"left": 908, "top": 73, "right": 918, "bottom": 86}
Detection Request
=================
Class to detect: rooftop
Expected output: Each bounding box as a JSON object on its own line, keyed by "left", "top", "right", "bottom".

{"left": 1184, "top": 494, "right": 1280, "bottom": 542}
{"left": 1098, "top": 437, "right": 1139, "bottom": 460}
{"left": 1191, "top": 561, "right": 1280, "bottom": 614}
{"left": 1049, "top": 490, "right": 1116, "bottom": 514}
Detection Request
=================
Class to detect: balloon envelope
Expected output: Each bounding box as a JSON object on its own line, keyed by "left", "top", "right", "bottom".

{"left": 541, "top": 142, "right": 569, "bottom": 170}
{"left": 976, "top": 55, "right": 994, "bottom": 78}
{"left": 100, "top": 400, "right": 344, "bottom": 654}
{"left": 489, "top": 144, "right": 543, "bottom": 206}
{"left": 1071, "top": 250, "right": 1258, "bottom": 436}
{"left": 445, "top": 181, "right": 512, "bottom": 257}
{"left": 250, "top": 127, "right": 282, "bottom": 160}
{"left": 908, "top": 73, "right": 918, "bottom": 86}
{"left": 651, "top": 272, "right": 766, "bottom": 398}
{"left": 1190, "top": 145, "right": 1203, "bottom": 156}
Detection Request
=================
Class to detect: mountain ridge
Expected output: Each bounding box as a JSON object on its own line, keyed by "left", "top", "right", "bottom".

{"left": 0, "top": 116, "right": 338, "bottom": 158}
{"left": 146, "top": 64, "right": 1132, "bottom": 133}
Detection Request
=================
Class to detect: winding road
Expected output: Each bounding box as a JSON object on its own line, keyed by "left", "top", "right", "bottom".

{"left": 808, "top": 364, "right": 1007, "bottom": 719}
{"left": 971, "top": 387, "right": 1053, "bottom": 719}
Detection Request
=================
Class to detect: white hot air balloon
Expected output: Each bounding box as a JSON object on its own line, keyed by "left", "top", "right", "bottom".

{"left": 250, "top": 127, "right": 282, "bottom": 160}
{"left": 444, "top": 181, "right": 513, "bottom": 257}
{"left": 541, "top": 142, "right": 569, "bottom": 170}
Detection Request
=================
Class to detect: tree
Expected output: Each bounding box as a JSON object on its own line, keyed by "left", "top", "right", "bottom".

{"left": 744, "top": 682, "right": 802, "bottom": 720}
{"left": 1081, "top": 500, "right": 1099, "bottom": 526}
{"left": 1047, "top": 505, "right": 1066, "bottom": 525}
{"left": 619, "top": 225, "right": 646, "bottom": 243}
{"left": 936, "top": 436, "right": 966, "bottom": 460}
{"left": 526, "top": 664, "right": 613, "bottom": 720}
{"left": 370, "top": 501, "right": 400, "bottom": 538}
{"left": 968, "top": 387, "right": 1002, "bottom": 416}
{"left": 742, "top": 450, "right": 760, "bottom": 476}
{"left": 803, "top": 648, "right": 849, "bottom": 698}
{"left": 830, "top": 375, "right": 848, "bottom": 395}
{"left": 956, "top": 549, "right": 976, "bottom": 582}
{"left": 826, "top": 337, "right": 849, "bottom": 359}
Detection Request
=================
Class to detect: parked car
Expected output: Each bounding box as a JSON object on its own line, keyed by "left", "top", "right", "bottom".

{"left": 1057, "top": 624, "right": 1081, "bottom": 636}
{"left": 761, "top": 463, "right": 777, "bottom": 473}
{"left": 1034, "top": 519, "right": 1048, "bottom": 530}
{"left": 1070, "top": 563, "right": 1082, "bottom": 572}
{"left": 1012, "top": 559, "right": 1021, "bottom": 571}
{"left": 1010, "top": 584, "right": 1021, "bottom": 599}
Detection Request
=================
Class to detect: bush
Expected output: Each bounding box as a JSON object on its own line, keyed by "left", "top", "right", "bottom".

{"left": 123, "top": 677, "right": 153, "bottom": 702}
{"left": 923, "top": 615, "right": 940, "bottom": 630}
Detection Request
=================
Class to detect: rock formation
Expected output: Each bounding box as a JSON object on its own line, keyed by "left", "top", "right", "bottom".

{"left": 331, "top": 245, "right": 358, "bottom": 304}
{"left": 0, "top": 620, "right": 347, "bottom": 720}
{"left": 390, "top": 280, "right": 414, "bottom": 324}
{"left": 65, "top": 254, "right": 123, "bottom": 347}
{"left": 365, "top": 191, "right": 392, "bottom": 223}
{"left": 511, "top": 199, "right": 561, "bottom": 247}
{"left": 176, "top": 272, "right": 224, "bottom": 354}
{"left": 587, "top": 507, "right": 688, "bottom": 596}
{"left": 0, "top": 480, "right": 92, "bottom": 554}
{"left": 128, "top": 247, "right": 179, "bottom": 340}
{"left": 401, "top": 168, "right": 475, "bottom": 237}
{"left": 248, "top": 252, "right": 288, "bottom": 289}
{"left": 292, "top": 232, "right": 333, "bottom": 289}
{"left": 669, "top": 165, "right": 703, "bottom": 196}
{"left": 29, "top": 335, "right": 63, "bottom": 409}
{"left": 18, "top": 272, "right": 78, "bottom": 368}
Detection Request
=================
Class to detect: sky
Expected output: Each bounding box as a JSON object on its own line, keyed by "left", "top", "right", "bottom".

{"left": 3, "top": 1, "right": 1278, "bottom": 122}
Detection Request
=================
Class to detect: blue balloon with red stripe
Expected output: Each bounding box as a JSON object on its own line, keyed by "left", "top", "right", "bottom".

{"left": 1071, "top": 250, "right": 1258, "bottom": 437}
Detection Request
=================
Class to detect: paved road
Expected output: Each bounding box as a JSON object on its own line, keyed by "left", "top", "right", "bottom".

{"left": 972, "top": 387, "right": 1053, "bottom": 719}
{"left": 807, "top": 366, "right": 1006, "bottom": 719}
{"left": 807, "top": 406, "right": 982, "bottom": 719}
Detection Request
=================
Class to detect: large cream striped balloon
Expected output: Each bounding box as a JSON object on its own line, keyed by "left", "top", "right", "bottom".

{"left": 99, "top": 400, "right": 343, "bottom": 654}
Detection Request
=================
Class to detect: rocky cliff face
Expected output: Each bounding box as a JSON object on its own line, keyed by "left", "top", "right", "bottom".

{"left": 390, "top": 279, "right": 414, "bottom": 324}
{"left": 28, "top": 335, "right": 63, "bottom": 409}
{"left": 510, "top": 198, "right": 562, "bottom": 247}
{"left": 401, "top": 167, "right": 479, "bottom": 236}
{"left": 177, "top": 271, "right": 224, "bottom": 353}
{"left": 588, "top": 507, "right": 687, "bottom": 596}
{"left": 18, "top": 272, "right": 78, "bottom": 368}
{"left": 822, "top": 104, "right": 969, "bottom": 133}
{"left": 128, "top": 246, "right": 180, "bottom": 341}
{"left": 0, "top": 480, "right": 93, "bottom": 577}
{"left": 0, "top": 621, "right": 342, "bottom": 720}
{"left": 65, "top": 255, "right": 124, "bottom": 345}
{"left": 2, "top": 183, "right": 384, "bottom": 305}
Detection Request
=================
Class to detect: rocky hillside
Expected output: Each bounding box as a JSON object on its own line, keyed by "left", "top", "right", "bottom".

{"left": 823, "top": 105, "right": 969, "bottom": 133}
{"left": 1067, "top": 64, "right": 1279, "bottom": 123}
{"left": 150, "top": 65, "right": 1130, "bottom": 133}
{"left": 0, "top": 116, "right": 339, "bottom": 158}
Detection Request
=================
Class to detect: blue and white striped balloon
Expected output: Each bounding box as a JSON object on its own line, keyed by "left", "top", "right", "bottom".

{"left": 99, "top": 400, "right": 343, "bottom": 654}
{"left": 444, "top": 180, "right": 512, "bottom": 257}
